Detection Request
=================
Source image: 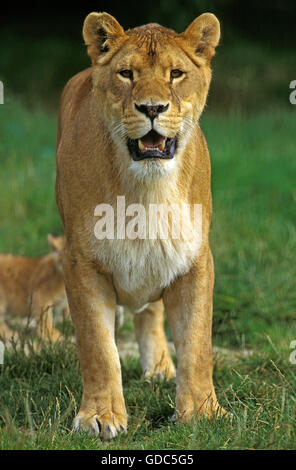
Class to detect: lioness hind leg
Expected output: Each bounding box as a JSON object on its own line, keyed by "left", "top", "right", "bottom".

{"left": 115, "top": 305, "right": 124, "bottom": 344}
{"left": 133, "top": 299, "right": 176, "bottom": 380}
{"left": 115, "top": 305, "right": 124, "bottom": 331}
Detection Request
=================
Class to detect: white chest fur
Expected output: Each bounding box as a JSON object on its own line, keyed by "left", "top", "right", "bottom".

{"left": 91, "top": 200, "right": 202, "bottom": 304}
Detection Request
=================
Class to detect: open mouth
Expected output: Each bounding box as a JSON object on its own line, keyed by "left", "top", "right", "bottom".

{"left": 127, "top": 130, "right": 177, "bottom": 161}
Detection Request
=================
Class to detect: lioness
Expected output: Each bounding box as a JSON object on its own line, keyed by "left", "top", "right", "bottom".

{"left": 0, "top": 235, "right": 68, "bottom": 342}
{"left": 56, "top": 12, "right": 225, "bottom": 439}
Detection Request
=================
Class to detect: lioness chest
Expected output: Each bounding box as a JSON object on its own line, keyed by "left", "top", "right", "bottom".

{"left": 92, "top": 224, "right": 200, "bottom": 310}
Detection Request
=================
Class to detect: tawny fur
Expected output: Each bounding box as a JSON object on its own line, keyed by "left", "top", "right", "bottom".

{"left": 0, "top": 235, "right": 69, "bottom": 342}
{"left": 56, "top": 11, "right": 225, "bottom": 440}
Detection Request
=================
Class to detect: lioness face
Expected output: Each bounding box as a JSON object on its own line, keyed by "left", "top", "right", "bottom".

{"left": 83, "top": 13, "right": 220, "bottom": 179}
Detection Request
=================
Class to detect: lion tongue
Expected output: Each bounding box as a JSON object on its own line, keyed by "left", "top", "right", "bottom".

{"left": 139, "top": 130, "right": 166, "bottom": 151}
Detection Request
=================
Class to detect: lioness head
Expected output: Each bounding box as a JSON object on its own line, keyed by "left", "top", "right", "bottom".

{"left": 83, "top": 12, "right": 220, "bottom": 179}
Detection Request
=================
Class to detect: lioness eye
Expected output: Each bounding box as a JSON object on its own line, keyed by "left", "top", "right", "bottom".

{"left": 119, "top": 69, "right": 133, "bottom": 80}
{"left": 170, "top": 69, "right": 184, "bottom": 79}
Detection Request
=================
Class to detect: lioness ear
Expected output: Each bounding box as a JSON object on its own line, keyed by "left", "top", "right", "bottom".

{"left": 48, "top": 234, "right": 58, "bottom": 252}
{"left": 182, "top": 13, "right": 220, "bottom": 63}
{"left": 83, "top": 12, "right": 126, "bottom": 64}
{"left": 48, "top": 234, "right": 65, "bottom": 253}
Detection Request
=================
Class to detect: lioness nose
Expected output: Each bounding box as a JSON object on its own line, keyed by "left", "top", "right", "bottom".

{"left": 135, "top": 103, "right": 169, "bottom": 120}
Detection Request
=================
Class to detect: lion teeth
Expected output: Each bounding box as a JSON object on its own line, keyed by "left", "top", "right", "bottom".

{"left": 159, "top": 140, "right": 166, "bottom": 151}
{"left": 138, "top": 139, "right": 145, "bottom": 151}
{"left": 138, "top": 139, "right": 166, "bottom": 152}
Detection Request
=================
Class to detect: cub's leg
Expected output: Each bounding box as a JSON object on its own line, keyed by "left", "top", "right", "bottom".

{"left": 63, "top": 254, "right": 127, "bottom": 439}
{"left": 163, "top": 249, "right": 226, "bottom": 422}
{"left": 31, "top": 293, "right": 61, "bottom": 342}
{"left": 133, "top": 299, "right": 176, "bottom": 379}
{"left": 0, "top": 289, "right": 17, "bottom": 341}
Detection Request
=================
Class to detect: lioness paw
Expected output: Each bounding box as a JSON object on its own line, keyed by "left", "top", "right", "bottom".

{"left": 172, "top": 393, "right": 227, "bottom": 424}
{"left": 144, "top": 360, "right": 176, "bottom": 381}
{"left": 74, "top": 411, "right": 127, "bottom": 440}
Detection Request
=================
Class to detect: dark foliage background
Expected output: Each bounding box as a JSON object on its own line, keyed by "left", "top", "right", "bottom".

{"left": 1, "top": 0, "right": 295, "bottom": 112}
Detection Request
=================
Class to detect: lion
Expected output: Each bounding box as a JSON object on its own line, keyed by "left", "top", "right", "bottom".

{"left": 56, "top": 11, "right": 225, "bottom": 439}
{"left": 0, "top": 235, "right": 69, "bottom": 342}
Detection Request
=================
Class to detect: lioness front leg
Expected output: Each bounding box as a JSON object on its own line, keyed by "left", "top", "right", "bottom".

{"left": 63, "top": 255, "right": 127, "bottom": 439}
{"left": 163, "top": 250, "right": 226, "bottom": 422}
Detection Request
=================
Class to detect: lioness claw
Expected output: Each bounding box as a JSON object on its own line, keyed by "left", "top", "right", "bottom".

{"left": 74, "top": 414, "right": 127, "bottom": 440}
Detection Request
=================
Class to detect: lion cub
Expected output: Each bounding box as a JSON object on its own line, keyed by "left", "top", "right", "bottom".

{"left": 0, "top": 235, "right": 69, "bottom": 342}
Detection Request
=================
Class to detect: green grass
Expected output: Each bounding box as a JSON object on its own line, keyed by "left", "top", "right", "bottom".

{"left": 204, "top": 110, "right": 296, "bottom": 351}
{"left": 0, "top": 341, "right": 295, "bottom": 449}
{"left": 0, "top": 101, "right": 61, "bottom": 255}
{"left": 0, "top": 100, "right": 295, "bottom": 449}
